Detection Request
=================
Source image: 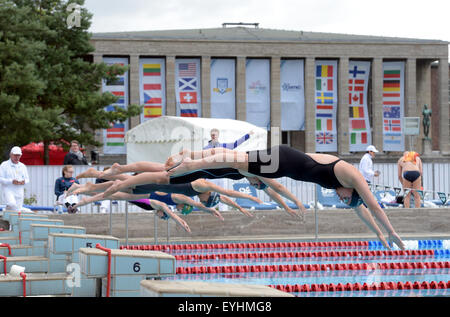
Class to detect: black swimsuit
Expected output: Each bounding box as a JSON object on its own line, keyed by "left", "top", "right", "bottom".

{"left": 247, "top": 145, "right": 344, "bottom": 189}
{"left": 170, "top": 168, "right": 245, "bottom": 184}
{"left": 132, "top": 183, "right": 202, "bottom": 197}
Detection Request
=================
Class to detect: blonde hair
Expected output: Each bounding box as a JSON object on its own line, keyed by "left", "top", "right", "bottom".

{"left": 62, "top": 165, "right": 74, "bottom": 177}
{"left": 403, "top": 151, "right": 419, "bottom": 163}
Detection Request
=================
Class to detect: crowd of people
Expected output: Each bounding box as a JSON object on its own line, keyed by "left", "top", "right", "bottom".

{"left": 0, "top": 130, "right": 433, "bottom": 250}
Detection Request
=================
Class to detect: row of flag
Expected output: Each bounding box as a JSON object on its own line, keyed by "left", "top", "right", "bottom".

{"left": 102, "top": 57, "right": 128, "bottom": 154}
{"left": 103, "top": 58, "right": 407, "bottom": 154}
{"left": 382, "top": 62, "right": 405, "bottom": 150}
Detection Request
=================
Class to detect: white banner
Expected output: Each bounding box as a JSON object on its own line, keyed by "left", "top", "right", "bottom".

{"left": 139, "top": 58, "right": 166, "bottom": 123}
{"left": 246, "top": 59, "right": 270, "bottom": 129}
{"left": 382, "top": 61, "right": 405, "bottom": 151}
{"left": 315, "top": 60, "right": 338, "bottom": 152}
{"left": 175, "top": 58, "right": 201, "bottom": 117}
{"left": 102, "top": 57, "right": 129, "bottom": 155}
{"left": 280, "top": 59, "right": 305, "bottom": 131}
{"left": 348, "top": 61, "right": 372, "bottom": 151}
{"left": 210, "top": 59, "right": 236, "bottom": 119}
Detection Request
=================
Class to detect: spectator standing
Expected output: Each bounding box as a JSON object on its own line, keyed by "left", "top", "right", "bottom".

{"left": 54, "top": 165, "right": 79, "bottom": 213}
{"left": 397, "top": 151, "right": 423, "bottom": 208}
{"left": 63, "top": 140, "right": 88, "bottom": 165}
{"left": 359, "top": 145, "right": 380, "bottom": 184}
{"left": 204, "top": 128, "right": 253, "bottom": 150}
{"left": 203, "top": 128, "right": 253, "bottom": 211}
{"left": 0, "top": 146, "right": 30, "bottom": 210}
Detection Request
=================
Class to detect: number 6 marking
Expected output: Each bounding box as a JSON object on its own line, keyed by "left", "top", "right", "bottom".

{"left": 133, "top": 262, "right": 141, "bottom": 272}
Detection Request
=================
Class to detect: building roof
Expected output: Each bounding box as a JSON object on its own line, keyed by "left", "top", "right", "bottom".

{"left": 91, "top": 26, "right": 448, "bottom": 44}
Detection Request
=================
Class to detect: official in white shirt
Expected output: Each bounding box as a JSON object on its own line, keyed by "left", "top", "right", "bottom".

{"left": 0, "top": 146, "right": 30, "bottom": 210}
{"left": 359, "top": 145, "right": 380, "bottom": 184}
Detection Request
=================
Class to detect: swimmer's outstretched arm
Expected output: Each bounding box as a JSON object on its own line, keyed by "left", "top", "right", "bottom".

{"left": 170, "top": 193, "right": 225, "bottom": 221}
{"left": 73, "top": 192, "right": 149, "bottom": 208}
{"left": 257, "top": 177, "right": 308, "bottom": 218}
{"left": 218, "top": 195, "right": 253, "bottom": 217}
{"left": 262, "top": 186, "right": 302, "bottom": 219}
{"left": 148, "top": 199, "right": 191, "bottom": 233}
{"left": 336, "top": 162, "right": 405, "bottom": 250}
{"left": 192, "top": 179, "right": 262, "bottom": 204}
{"left": 354, "top": 204, "right": 390, "bottom": 249}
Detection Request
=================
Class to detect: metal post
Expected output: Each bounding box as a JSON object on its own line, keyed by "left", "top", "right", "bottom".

{"left": 314, "top": 185, "right": 318, "bottom": 241}
{"left": 167, "top": 218, "right": 170, "bottom": 243}
{"left": 124, "top": 201, "right": 128, "bottom": 247}
{"left": 109, "top": 200, "right": 112, "bottom": 236}
{"left": 154, "top": 212, "right": 158, "bottom": 245}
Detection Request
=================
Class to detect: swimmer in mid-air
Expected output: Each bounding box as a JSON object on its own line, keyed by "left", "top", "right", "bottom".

{"left": 165, "top": 145, "right": 405, "bottom": 250}
{"left": 76, "top": 164, "right": 308, "bottom": 219}
{"left": 71, "top": 170, "right": 260, "bottom": 218}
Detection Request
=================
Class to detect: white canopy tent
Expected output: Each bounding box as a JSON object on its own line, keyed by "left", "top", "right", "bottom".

{"left": 125, "top": 116, "right": 268, "bottom": 164}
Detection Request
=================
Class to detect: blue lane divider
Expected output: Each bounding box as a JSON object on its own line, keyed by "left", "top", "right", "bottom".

{"left": 434, "top": 249, "right": 450, "bottom": 258}
{"left": 368, "top": 239, "right": 448, "bottom": 250}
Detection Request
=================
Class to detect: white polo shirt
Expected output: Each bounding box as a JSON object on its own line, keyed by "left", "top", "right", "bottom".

{"left": 359, "top": 153, "right": 375, "bottom": 183}
{"left": 0, "top": 159, "right": 30, "bottom": 205}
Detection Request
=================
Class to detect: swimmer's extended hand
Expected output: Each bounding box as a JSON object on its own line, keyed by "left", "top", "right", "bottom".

{"left": 249, "top": 196, "right": 263, "bottom": 204}
{"left": 285, "top": 207, "right": 301, "bottom": 219}
{"left": 377, "top": 234, "right": 391, "bottom": 250}
{"left": 171, "top": 214, "right": 191, "bottom": 233}
{"left": 388, "top": 232, "right": 405, "bottom": 250}
{"left": 208, "top": 208, "right": 225, "bottom": 221}
{"left": 238, "top": 207, "right": 254, "bottom": 218}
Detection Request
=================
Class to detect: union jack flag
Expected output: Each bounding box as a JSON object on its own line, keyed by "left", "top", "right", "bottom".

{"left": 316, "top": 132, "right": 334, "bottom": 144}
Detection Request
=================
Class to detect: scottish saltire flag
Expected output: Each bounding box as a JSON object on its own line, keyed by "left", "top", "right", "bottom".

{"left": 315, "top": 60, "right": 337, "bottom": 152}
{"left": 176, "top": 59, "right": 201, "bottom": 117}
{"left": 102, "top": 57, "right": 129, "bottom": 154}
{"left": 382, "top": 62, "right": 405, "bottom": 151}
{"left": 348, "top": 61, "right": 371, "bottom": 151}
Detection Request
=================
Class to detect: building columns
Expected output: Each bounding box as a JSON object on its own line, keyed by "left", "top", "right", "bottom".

{"left": 438, "top": 58, "right": 450, "bottom": 154}
{"left": 129, "top": 54, "right": 140, "bottom": 129}
{"left": 165, "top": 56, "right": 176, "bottom": 116}
{"left": 304, "top": 57, "right": 316, "bottom": 153}
{"left": 371, "top": 58, "right": 384, "bottom": 152}
{"left": 270, "top": 57, "right": 281, "bottom": 147}
{"left": 201, "top": 56, "right": 211, "bottom": 118}
{"left": 236, "top": 56, "right": 246, "bottom": 122}
{"left": 338, "top": 57, "right": 349, "bottom": 155}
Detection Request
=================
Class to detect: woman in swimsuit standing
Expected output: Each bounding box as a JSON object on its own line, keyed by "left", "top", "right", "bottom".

{"left": 397, "top": 151, "right": 423, "bottom": 208}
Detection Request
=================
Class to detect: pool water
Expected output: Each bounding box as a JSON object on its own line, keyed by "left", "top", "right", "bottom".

{"left": 122, "top": 239, "right": 450, "bottom": 297}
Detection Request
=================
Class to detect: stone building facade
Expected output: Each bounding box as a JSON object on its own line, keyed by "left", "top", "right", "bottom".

{"left": 89, "top": 27, "right": 449, "bottom": 164}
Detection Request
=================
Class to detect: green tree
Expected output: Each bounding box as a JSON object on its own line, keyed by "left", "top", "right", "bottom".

{"left": 0, "top": 0, "right": 141, "bottom": 163}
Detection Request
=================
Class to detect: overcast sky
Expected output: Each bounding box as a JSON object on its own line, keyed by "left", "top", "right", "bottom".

{"left": 84, "top": 0, "right": 450, "bottom": 43}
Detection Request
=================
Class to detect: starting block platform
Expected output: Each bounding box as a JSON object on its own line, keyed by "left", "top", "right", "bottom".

{"left": 79, "top": 248, "right": 176, "bottom": 297}
{"left": 0, "top": 273, "right": 71, "bottom": 297}
{"left": 140, "top": 280, "right": 294, "bottom": 297}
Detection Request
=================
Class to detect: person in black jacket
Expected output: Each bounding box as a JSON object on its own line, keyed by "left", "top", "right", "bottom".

{"left": 54, "top": 165, "right": 80, "bottom": 213}
{"left": 63, "top": 140, "right": 88, "bottom": 165}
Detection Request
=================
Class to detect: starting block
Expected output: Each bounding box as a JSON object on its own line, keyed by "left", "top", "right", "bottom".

{"left": 139, "top": 280, "right": 294, "bottom": 297}
{"left": 0, "top": 273, "right": 71, "bottom": 297}
{"left": 79, "top": 248, "right": 176, "bottom": 297}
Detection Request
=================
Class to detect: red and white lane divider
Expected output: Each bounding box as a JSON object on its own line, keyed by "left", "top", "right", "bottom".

{"left": 174, "top": 249, "right": 434, "bottom": 261}
{"left": 269, "top": 280, "right": 450, "bottom": 292}
{"left": 175, "top": 261, "right": 450, "bottom": 274}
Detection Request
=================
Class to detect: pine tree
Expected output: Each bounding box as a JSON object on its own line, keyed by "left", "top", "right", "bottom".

{"left": 0, "top": 0, "right": 141, "bottom": 163}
